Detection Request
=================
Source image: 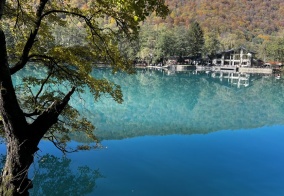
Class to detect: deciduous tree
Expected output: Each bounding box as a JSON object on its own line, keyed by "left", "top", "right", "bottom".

{"left": 266, "top": 36, "right": 284, "bottom": 64}
{"left": 0, "top": 0, "right": 168, "bottom": 195}
{"left": 204, "top": 31, "right": 221, "bottom": 58}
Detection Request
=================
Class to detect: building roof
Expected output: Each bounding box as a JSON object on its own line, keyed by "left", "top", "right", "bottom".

{"left": 219, "top": 46, "right": 257, "bottom": 54}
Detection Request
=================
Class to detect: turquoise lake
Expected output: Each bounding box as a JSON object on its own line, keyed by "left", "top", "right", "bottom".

{"left": 1, "top": 68, "right": 284, "bottom": 195}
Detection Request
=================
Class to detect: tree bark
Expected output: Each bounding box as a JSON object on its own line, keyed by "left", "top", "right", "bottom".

{"left": 1, "top": 27, "right": 75, "bottom": 194}
{"left": 0, "top": 19, "right": 47, "bottom": 195}
{"left": 0, "top": 1, "right": 76, "bottom": 194}
{"left": 0, "top": 135, "right": 37, "bottom": 196}
{"left": 0, "top": 22, "right": 35, "bottom": 195}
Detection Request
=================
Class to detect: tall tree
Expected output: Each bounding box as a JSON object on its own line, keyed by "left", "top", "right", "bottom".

{"left": 156, "top": 28, "right": 176, "bottom": 57}
{"left": 174, "top": 26, "right": 189, "bottom": 57}
{"left": 266, "top": 36, "right": 284, "bottom": 64}
{"left": 204, "top": 31, "right": 221, "bottom": 58}
{"left": 0, "top": 0, "right": 168, "bottom": 195}
{"left": 188, "top": 21, "right": 204, "bottom": 56}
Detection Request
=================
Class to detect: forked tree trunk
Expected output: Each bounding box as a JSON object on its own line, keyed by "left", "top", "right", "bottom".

{"left": 0, "top": 131, "right": 38, "bottom": 196}
{"left": 0, "top": 17, "right": 39, "bottom": 195}
{"left": 0, "top": 1, "right": 75, "bottom": 195}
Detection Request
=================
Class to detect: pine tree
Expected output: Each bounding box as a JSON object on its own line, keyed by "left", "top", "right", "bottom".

{"left": 188, "top": 21, "right": 205, "bottom": 57}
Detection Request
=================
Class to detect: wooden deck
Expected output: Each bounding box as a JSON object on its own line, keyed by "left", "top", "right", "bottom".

{"left": 238, "top": 67, "right": 272, "bottom": 74}
{"left": 200, "top": 66, "right": 273, "bottom": 74}
{"left": 146, "top": 64, "right": 274, "bottom": 74}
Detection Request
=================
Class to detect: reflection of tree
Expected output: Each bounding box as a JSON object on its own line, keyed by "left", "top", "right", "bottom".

{"left": 69, "top": 69, "right": 284, "bottom": 141}
{"left": 0, "top": 154, "right": 5, "bottom": 168}
{"left": 86, "top": 70, "right": 202, "bottom": 140}
{"left": 28, "top": 154, "right": 102, "bottom": 196}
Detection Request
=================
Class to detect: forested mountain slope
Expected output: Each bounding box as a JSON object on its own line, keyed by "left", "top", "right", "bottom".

{"left": 149, "top": 0, "right": 284, "bottom": 37}
{"left": 136, "top": 0, "right": 284, "bottom": 62}
{"left": 40, "top": 0, "right": 284, "bottom": 61}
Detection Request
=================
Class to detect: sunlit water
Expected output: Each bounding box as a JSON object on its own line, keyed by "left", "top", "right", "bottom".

{"left": 1, "top": 68, "right": 284, "bottom": 195}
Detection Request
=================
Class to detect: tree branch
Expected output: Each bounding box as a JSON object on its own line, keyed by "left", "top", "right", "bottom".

{"left": 39, "top": 9, "right": 119, "bottom": 63}
{"left": 24, "top": 110, "right": 40, "bottom": 118}
{"left": 0, "top": 0, "right": 5, "bottom": 20}
{"left": 34, "top": 67, "right": 54, "bottom": 103}
{"left": 45, "top": 135, "right": 77, "bottom": 154}
{"left": 28, "top": 54, "right": 83, "bottom": 83}
{"left": 41, "top": 9, "right": 108, "bottom": 44}
{"left": 14, "top": 0, "right": 23, "bottom": 29}
{"left": 29, "top": 87, "right": 76, "bottom": 142}
{"left": 10, "top": 0, "right": 49, "bottom": 75}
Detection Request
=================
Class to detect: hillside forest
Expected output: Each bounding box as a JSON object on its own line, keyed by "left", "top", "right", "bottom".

{"left": 114, "top": 0, "right": 284, "bottom": 64}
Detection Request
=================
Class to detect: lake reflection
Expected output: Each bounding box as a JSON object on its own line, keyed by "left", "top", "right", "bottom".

{"left": 69, "top": 69, "right": 284, "bottom": 141}
{"left": 7, "top": 69, "right": 284, "bottom": 195}
{"left": 0, "top": 151, "right": 103, "bottom": 196}
{"left": 30, "top": 154, "right": 103, "bottom": 196}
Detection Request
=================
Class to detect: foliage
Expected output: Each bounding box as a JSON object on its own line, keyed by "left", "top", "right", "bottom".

{"left": 148, "top": 0, "right": 284, "bottom": 36}
{"left": 155, "top": 26, "right": 176, "bottom": 58}
{"left": 266, "top": 35, "right": 284, "bottom": 63}
{"left": 137, "top": 24, "right": 206, "bottom": 62}
{"left": 0, "top": 0, "right": 169, "bottom": 149}
{"left": 31, "top": 154, "right": 103, "bottom": 195}
{"left": 173, "top": 26, "right": 190, "bottom": 57}
{"left": 204, "top": 31, "right": 221, "bottom": 58}
{"left": 187, "top": 21, "right": 204, "bottom": 57}
{"left": 0, "top": 1, "right": 169, "bottom": 193}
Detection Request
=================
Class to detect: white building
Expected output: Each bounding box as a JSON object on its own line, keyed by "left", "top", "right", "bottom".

{"left": 212, "top": 47, "right": 256, "bottom": 69}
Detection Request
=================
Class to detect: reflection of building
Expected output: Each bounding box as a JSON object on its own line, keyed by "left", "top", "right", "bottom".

{"left": 212, "top": 47, "right": 256, "bottom": 71}
{"left": 228, "top": 73, "right": 250, "bottom": 88}
{"left": 211, "top": 71, "right": 250, "bottom": 88}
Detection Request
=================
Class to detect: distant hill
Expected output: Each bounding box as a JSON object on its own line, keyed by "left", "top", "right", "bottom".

{"left": 68, "top": 0, "right": 284, "bottom": 61}
{"left": 147, "top": 0, "right": 284, "bottom": 38}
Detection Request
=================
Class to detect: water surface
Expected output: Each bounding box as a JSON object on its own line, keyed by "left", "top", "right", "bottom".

{"left": 2, "top": 69, "right": 284, "bottom": 195}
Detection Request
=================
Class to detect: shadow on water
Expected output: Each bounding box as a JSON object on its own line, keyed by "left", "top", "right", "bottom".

{"left": 0, "top": 154, "right": 103, "bottom": 196}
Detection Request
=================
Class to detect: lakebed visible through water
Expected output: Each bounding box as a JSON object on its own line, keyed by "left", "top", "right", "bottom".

{"left": 1, "top": 68, "right": 284, "bottom": 195}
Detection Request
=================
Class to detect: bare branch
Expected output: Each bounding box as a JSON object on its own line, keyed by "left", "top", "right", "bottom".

{"left": 14, "top": 0, "right": 24, "bottom": 29}
{"left": 34, "top": 67, "right": 54, "bottom": 103}
{"left": 45, "top": 135, "right": 77, "bottom": 154}
{"left": 39, "top": 9, "right": 120, "bottom": 65}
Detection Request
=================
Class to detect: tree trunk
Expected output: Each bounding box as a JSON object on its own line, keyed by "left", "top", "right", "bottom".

{"left": 0, "top": 20, "right": 38, "bottom": 196}
{"left": 1, "top": 1, "right": 76, "bottom": 195}
{"left": 0, "top": 132, "right": 38, "bottom": 196}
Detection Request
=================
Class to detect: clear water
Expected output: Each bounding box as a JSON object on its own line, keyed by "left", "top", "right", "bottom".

{"left": 2, "top": 69, "right": 284, "bottom": 195}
